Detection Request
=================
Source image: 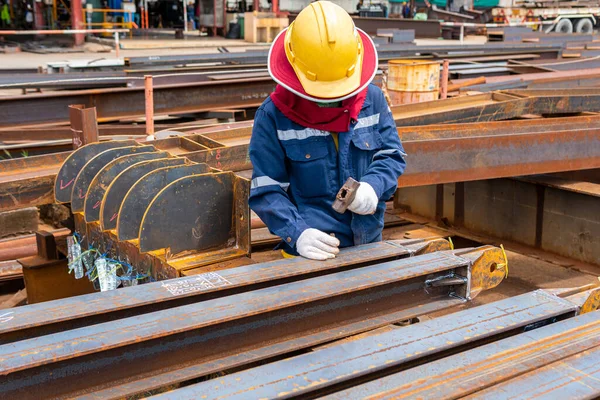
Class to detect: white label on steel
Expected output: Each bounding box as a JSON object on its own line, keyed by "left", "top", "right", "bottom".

{"left": 162, "top": 272, "right": 232, "bottom": 296}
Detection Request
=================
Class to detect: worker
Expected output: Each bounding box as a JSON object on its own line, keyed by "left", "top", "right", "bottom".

{"left": 402, "top": 1, "right": 411, "bottom": 18}
{"left": 249, "top": 1, "right": 406, "bottom": 260}
{"left": 0, "top": 1, "right": 10, "bottom": 28}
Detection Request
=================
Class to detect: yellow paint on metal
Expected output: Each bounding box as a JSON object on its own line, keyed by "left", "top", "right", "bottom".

{"left": 581, "top": 288, "right": 600, "bottom": 314}
{"left": 466, "top": 246, "right": 507, "bottom": 298}
{"left": 414, "top": 238, "right": 451, "bottom": 255}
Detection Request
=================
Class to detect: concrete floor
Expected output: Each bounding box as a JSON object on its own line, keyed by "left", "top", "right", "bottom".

{"left": 0, "top": 35, "right": 487, "bottom": 70}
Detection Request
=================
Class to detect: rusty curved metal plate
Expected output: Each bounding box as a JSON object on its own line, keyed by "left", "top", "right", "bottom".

{"left": 70, "top": 145, "right": 156, "bottom": 212}
{"left": 117, "top": 163, "right": 211, "bottom": 241}
{"left": 83, "top": 152, "right": 170, "bottom": 223}
{"left": 54, "top": 140, "right": 138, "bottom": 203}
{"left": 100, "top": 158, "right": 186, "bottom": 231}
{"left": 139, "top": 172, "right": 236, "bottom": 253}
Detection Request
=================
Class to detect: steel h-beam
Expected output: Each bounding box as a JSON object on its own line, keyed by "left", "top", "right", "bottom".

{"left": 0, "top": 246, "right": 504, "bottom": 399}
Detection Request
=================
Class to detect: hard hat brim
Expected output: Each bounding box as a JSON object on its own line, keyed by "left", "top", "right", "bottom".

{"left": 268, "top": 27, "right": 378, "bottom": 102}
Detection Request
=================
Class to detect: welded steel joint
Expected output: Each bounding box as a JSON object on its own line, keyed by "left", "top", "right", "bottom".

{"left": 425, "top": 246, "right": 507, "bottom": 301}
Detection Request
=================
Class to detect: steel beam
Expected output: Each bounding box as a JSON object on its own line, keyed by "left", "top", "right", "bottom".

{"left": 0, "top": 125, "right": 172, "bottom": 142}
{"left": 1, "top": 111, "right": 598, "bottom": 212}
{"left": 392, "top": 91, "right": 600, "bottom": 126}
{"left": 397, "top": 114, "right": 600, "bottom": 141}
{"left": 152, "top": 290, "right": 583, "bottom": 400}
{"left": 324, "top": 300, "right": 600, "bottom": 399}
{"left": 5, "top": 71, "right": 597, "bottom": 129}
{"left": 0, "top": 247, "right": 504, "bottom": 399}
{"left": 0, "top": 78, "right": 277, "bottom": 128}
{"left": 399, "top": 127, "right": 600, "bottom": 187}
{"left": 465, "top": 346, "right": 600, "bottom": 400}
{"left": 0, "top": 239, "right": 446, "bottom": 344}
{"left": 0, "top": 152, "right": 69, "bottom": 213}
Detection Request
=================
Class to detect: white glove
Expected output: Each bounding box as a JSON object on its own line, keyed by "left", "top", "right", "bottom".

{"left": 347, "top": 182, "right": 378, "bottom": 215}
{"left": 296, "top": 228, "right": 340, "bottom": 260}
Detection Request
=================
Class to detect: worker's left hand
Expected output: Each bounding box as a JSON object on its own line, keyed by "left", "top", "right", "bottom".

{"left": 348, "top": 182, "right": 378, "bottom": 215}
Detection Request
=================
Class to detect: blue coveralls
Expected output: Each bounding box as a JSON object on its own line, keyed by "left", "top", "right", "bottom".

{"left": 249, "top": 84, "right": 407, "bottom": 255}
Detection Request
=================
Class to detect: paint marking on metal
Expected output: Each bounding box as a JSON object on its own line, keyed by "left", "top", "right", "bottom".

{"left": 0, "top": 312, "right": 14, "bottom": 324}
{"left": 161, "top": 272, "right": 231, "bottom": 296}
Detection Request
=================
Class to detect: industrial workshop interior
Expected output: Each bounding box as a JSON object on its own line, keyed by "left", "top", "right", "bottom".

{"left": 1, "top": 0, "right": 600, "bottom": 397}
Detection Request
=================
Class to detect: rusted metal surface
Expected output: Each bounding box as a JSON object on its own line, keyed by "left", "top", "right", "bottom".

{"left": 139, "top": 172, "right": 235, "bottom": 254}
{"left": 100, "top": 158, "right": 185, "bottom": 230}
{"left": 0, "top": 240, "right": 442, "bottom": 343}
{"left": 191, "top": 125, "right": 600, "bottom": 189}
{"left": 0, "top": 246, "right": 501, "bottom": 399}
{"left": 151, "top": 136, "right": 210, "bottom": 154}
{"left": 54, "top": 140, "right": 138, "bottom": 203}
{"left": 393, "top": 90, "right": 600, "bottom": 126}
{"left": 325, "top": 305, "right": 600, "bottom": 399}
{"left": 0, "top": 124, "right": 176, "bottom": 142}
{"left": 397, "top": 114, "right": 600, "bottom": 141}
{"left": 399, "top": 127, "right": 600, "bottom": 187}
{"left": 70, "top": 145, "right": 156, "bottom": 212}
{"left": 83, "top": 151, "right": 169, "bottom": 222}
{"left": 85, "top": 299, "right": 459, "bottom": 400}
{"left": 144, "top": 75, "right": 155, "bottom": 135}
{"left": 68, "top": 105, "right": 99, "bottom": 149}
{"left": 0, "top": 260, "right": 23, "bottom": 282}
{"left": 157, "top": 290, "right": 580, "bottom": 400}
{"left": 116, "top": 163, "right": 210, "bottom": 241}
{"left": 465, "top": 345, "right": 600, "bottom": 400}
{"left": 185, "top": 144, "right": 251, "bottom": 172}
{"left": 0, "top": 152, "right": 69, "bottom": 213}
{"left": 0, "top": 78, "right": 277, "bottom": 128}
{"left": 2, "top": 101, "right": 599, "bottom": 214}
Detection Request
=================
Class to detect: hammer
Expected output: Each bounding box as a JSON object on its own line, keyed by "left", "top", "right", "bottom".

{"left": 332, "top": 177, "right": 361, "bottom": 213}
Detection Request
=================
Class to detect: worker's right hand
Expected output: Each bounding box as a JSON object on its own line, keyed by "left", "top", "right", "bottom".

{"left": 296, "top": 228, "right": 340, "bottom": 260}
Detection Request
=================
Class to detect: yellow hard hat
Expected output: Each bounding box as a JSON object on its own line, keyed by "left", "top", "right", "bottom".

{"left": 272, "top": 1, "right": 374, "bottom": 101}
{"left": 269, "top": 1, "right": 377, "bottom": 102}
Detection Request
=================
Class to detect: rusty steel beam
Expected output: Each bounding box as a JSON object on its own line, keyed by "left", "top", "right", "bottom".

{"left": 0, "top": 124, "right": 179, "bottom": 142}
{"left": 1, "top": 114, "right": 598, "bottom": 213}
{"left": 397, "top": 114, "right": 600, "bottom": 141}
{"left": 0, "top": 152, "right": 69, "bottom": 213}
{"left": 151, "top": 289, "right": 591, "bottom": 400}
{"left": 324, "top": 292, "right": 600, "bottom": 400}
{"left": 0, "top": 78, "right": 277, "bottom": 128}
{"left": 68, "top": 105, "right": 99, "bottom": 149}
{"left": 0, "top": 239, "right": 447, "bottom": 343}
{"left": 0, "top": 246, "right": 505, "bottom": 399}
{"left": 186, "top": 127, "right": 600, "bottom": 187}
{"left": 399, "top": 127, "right": 600, "bottom": 187}
{"left": 465, "top": 345, "right": 600, "bottom": 399}
{"left": 393, "top": 90, "right": 600, "bottom": 126}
